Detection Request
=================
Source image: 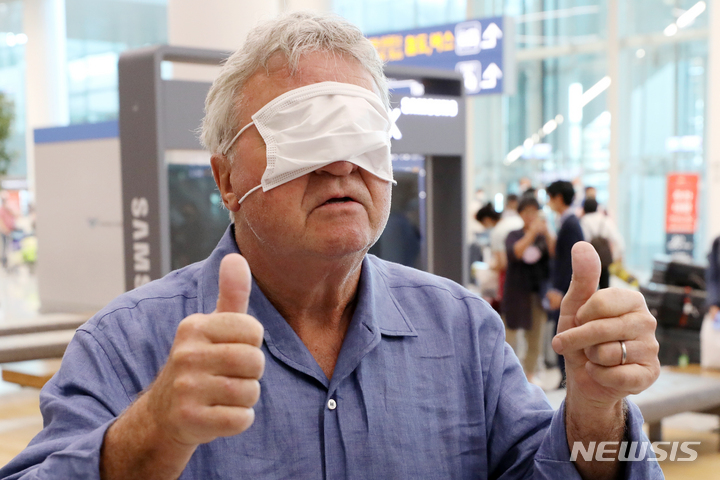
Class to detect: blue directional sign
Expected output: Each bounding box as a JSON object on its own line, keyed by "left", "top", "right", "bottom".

{"left": 368, "top": 17, "right": 515, "bottom": 96}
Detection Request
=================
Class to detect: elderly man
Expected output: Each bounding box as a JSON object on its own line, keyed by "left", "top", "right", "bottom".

{"left": 1, "top": 12, "right": 661, "bottom": 480}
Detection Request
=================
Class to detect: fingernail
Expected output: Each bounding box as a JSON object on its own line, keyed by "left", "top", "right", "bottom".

{"left": 552, "top": 336, "right": 563, "bottom": 354}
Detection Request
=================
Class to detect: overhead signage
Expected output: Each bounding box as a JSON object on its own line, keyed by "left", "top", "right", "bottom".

{"left": 665, "top": 173, "right": 699, "bottom": 257}
{"left": 368, "top": 17, "right": 515, "bottom": 96}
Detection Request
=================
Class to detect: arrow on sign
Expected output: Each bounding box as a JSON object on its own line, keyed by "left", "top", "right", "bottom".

{"left": 480, "top": 63, "right": 503, "bottom": 90}
{"left": 480, "top": 23, "right": 503, "bottom": 50}
{"left": 390, "top": 108, "right": 402, "bottom": 140}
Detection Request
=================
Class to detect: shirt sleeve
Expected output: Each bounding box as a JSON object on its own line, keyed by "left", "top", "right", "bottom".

{"left": 481, "top": 314, "right": 663, "bottom": 479}
{"left": 533, "top": 400, "right": 663, "bottom": 479}
{"left": 0, "top": 329, "right": 133, "bottom": 479}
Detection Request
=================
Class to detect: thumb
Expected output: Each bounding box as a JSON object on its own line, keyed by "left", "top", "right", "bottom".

{"left": 215, "top": 253, "right": 252, "bottom": 314}
{"left": 557, "top": 242, "right": 600, "bottom": 333}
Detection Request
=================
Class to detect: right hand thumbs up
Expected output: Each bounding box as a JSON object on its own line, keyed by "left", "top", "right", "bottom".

{"left": 215, "top": 253, "right": 251, "bottom": 314}
{"left": 142, "top": 253, "right": 265, "bottom": 448}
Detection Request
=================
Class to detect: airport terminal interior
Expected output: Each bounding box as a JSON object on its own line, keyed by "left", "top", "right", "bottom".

{"left": 1, "top": 0, "right": 720, "bottom": 478}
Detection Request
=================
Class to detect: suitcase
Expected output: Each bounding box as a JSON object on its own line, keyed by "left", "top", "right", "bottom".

{"left": 651, "top": 255, "right": 706, "bottom": 290}
{"left": 656, "top": 326, "right": 700, "bottom": 366}
{"left": 640, "top": 282, "right": 706, "bottom": 330}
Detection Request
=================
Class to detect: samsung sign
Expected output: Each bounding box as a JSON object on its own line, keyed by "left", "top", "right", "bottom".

{"left": 368, "top": 17, "right": 516, "bottom": 96}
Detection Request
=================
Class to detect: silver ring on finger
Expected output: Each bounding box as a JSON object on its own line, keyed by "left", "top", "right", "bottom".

{"left": 620, "top": 340, "right": 627, "bottom": 365}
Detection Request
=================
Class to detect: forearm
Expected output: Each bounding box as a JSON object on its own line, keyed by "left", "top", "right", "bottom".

{"left": 546, "top": 234, "right": 556, "bottom": 257}
{"left": 493, "top": 251, "right": 507, "bottom": 271}
{"left": 565, "top": 391, "right": 626, "bottom": 480}
{"left": 100, "top": 393, "right": 196, "bottom": 480}
{"left": 513, "top": 232, "right": 537, "bottom": 259}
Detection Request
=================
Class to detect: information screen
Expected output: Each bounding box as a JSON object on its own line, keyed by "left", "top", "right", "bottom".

{"left": 369, "top": 155, "right": 427, "bottom": 270}
{"left": 168, "top": 164, "right": 229, "bottom": 270}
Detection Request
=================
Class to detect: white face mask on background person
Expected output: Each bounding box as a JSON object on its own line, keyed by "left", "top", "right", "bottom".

{"left": 222, "top": 81, "right": 396, "bottom": 205}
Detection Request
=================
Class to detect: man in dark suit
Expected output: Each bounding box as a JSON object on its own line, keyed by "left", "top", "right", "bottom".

{"left": 546, "top": 181, "right": 585, "bottom": 381}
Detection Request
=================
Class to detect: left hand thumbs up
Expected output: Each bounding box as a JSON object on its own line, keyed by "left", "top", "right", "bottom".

{"left": 555, "top": 242, "right": 601, "bottom": 336}
{"left": 552, "top": 242, "right": 660, "bottom": 407}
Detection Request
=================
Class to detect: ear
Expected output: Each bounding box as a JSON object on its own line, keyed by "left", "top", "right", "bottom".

{"left": 211, "top": 154, "right": 241, "bottom": 213}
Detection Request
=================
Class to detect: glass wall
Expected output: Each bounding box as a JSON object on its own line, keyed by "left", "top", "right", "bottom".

{"left": 335, "top": 0, "right": 711, "bottom": 275}
{"left": 66, "top": 0, "right": 167, "bottom": 124}
{"left": 0, "top": 0, "right": 26, "bottom": 178}
{"left": 0, "top": 0, "right": 167, "bottom": 178}
{"left": 333, "top": 0, "right": 467, "bottom": 35}
{"left": 618, "top": 1, "right": 708, "bottom": 270}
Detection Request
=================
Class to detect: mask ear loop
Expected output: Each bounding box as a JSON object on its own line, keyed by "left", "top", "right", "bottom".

{"left": 222, "top": 121, "right": 255, "bottom": 156}
{"left": 222, "top": 121, "right": 260, "bottom": 205}
{"left": 237, "top": 185, "right": 262, "bottom": 205}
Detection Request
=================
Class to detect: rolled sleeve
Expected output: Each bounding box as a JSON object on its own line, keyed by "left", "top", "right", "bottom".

{"left": 534, "top": 400, "right": 663, "bottom": 479}
{"left": 0, "top": 329, "right": 133, "bottom": 479}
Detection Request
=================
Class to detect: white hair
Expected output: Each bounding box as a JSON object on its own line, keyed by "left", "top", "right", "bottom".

{"left": 201, "top": 11, "right": 388, "bottom": 157}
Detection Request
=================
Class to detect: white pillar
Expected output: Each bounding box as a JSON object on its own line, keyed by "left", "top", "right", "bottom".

{"left": 606, "top": 0, "right": 620, "bottom": 221}
{"left": 23, "top": 0, "right": 69, "bottom": 195}
{"left": 167, "top": 0, "right": 331, "bottom": 80}
{"left": 707, "top": 0, "right": 720, "bottom": 247}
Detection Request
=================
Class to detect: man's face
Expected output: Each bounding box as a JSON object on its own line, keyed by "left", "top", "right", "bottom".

{"left": 547, "top": 194, "right": 563, "bottom": 213}
{"left": 214, "top": 51, "right": 391, "bottom": 260}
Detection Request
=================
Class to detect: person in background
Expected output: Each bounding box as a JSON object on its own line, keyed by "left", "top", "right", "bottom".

{"left": 707, "top": 235, "right": 720, "bottom": 320}
{"left": 522, "top": 187, "right": 537, "bottom": 200}
{"left": 487, "top": 195, "right": 524, "bottom": 309}
{"left": 578, "top": 186, "right": 602, "bottom": 217}
{"left": 491, "top": 194, "right": 524, "bottom": 268}
{"left": 474, "top": 203, "right": 503, "bottom": 309}
{"left": 0, "top": 192, "right": 16, "bottom": 269}
{"left": 580, "top": 199, "right": 624, "bottom": 289}
{"left": 475, "top": 202, "right": 499, "bottom": 229}
{"left": 546, "top": 180, "right": 584, "bottom": 381}
{"left": 584, "top": 186, "right": 597, "bottom": 201}
{"left": 502, "top": 194, "right": 519, "bottom": 218}
{"left": 503, "top": 197, "right": 555, "bottom": 383}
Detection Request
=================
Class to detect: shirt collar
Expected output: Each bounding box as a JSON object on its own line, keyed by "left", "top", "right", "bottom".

{"left": 198, "top": 225, "right": 417, "bottom": 387}
{"left": 198, "top": 225, "right": 419, "bottom": 335}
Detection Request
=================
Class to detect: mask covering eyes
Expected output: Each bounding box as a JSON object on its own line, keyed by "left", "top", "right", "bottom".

{"left": 221, "top": 81, "right": 396, "bottom": 205}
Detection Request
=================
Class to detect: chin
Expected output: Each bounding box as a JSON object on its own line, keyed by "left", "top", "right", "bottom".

{"left": 310, "top": 230, "right": 374, "bottom": 259}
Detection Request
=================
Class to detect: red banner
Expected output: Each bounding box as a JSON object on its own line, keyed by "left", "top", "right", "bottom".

{"left": 665, "top": 173, "right": 699, "bottom": 234}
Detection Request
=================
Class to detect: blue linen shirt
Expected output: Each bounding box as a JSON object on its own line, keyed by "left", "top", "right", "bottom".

{"left": 1, "top": 226, "right": 662, "bottom": 479}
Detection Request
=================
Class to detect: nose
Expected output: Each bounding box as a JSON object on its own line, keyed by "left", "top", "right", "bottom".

{"left": 315, "top": 161, "right": 357, "bottom": 177}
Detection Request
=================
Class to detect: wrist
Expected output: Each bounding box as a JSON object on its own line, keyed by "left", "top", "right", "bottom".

{"left": 101, "top": 393, "right": 197, "bottom": 480}
{"left": 565, "top": 381, "right": 626, "bottom": 435}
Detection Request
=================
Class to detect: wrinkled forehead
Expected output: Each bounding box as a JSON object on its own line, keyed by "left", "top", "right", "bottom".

{"left": 236, "top": 51, "right": 380, "bottom": 125}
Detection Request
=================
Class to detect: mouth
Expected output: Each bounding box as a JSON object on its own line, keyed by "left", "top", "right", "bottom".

{"left": 322, "top": 196, "right": 355, "bottom": 206}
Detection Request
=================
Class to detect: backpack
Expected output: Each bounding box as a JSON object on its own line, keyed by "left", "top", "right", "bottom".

{"left": 591, "top": 236, "right": 613, "bottom": 269}
{"left": 589, "top": 216, "right": 613, "bottom": 269}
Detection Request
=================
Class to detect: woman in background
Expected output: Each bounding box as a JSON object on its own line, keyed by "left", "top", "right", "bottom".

{"left": 502, "top": 197, "right": 555, "bottom": 382}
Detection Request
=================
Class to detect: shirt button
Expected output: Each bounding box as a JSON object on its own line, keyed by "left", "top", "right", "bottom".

{"left": 327, "top": 399, "right": 337, "bottom": 410}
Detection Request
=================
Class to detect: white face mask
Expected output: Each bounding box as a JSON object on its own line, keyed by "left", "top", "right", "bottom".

{"left": 222, "top": 81, "right": 396, "bottom": 204}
